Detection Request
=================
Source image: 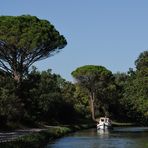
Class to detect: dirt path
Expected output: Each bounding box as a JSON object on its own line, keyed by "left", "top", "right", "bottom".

{"left": 0, "top": 128, "right": 45, "bottom": 143}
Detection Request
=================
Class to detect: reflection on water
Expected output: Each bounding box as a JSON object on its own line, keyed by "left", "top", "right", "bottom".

{"left": 97, "top": 129, "right": 110, "bottom": 138}
{"left": 46, "top": 127, "right": 148, "bottom": 148}
{"left": 97, "top": 129, "right": 110, "bottom": 135}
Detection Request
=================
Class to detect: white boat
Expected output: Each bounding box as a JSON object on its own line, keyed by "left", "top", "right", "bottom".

{"left": 97, "top": 117, "right": 112, "bottom": 130}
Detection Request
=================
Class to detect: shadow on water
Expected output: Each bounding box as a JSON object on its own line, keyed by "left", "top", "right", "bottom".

{"left": 46, "top": 127, "right": 148, "bottom": 148}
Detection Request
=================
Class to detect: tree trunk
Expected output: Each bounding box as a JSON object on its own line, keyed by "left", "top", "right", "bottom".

{"left": 13, "top": 71, "right": 21, "bottom": 83}
{"left": 89, "top": 92, "right": 97, "bottom": 122}
{"left": 13, "top": 70, "right": 24, "bottom": 122}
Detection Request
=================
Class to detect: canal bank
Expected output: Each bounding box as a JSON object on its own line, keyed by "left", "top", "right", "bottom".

{"left": 0, "top": 124, "right": 95, "bottom": 148}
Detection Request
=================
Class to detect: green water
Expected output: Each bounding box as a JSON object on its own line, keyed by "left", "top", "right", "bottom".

{"left": 46, "top": 127, "right": 148, "bottom": 148}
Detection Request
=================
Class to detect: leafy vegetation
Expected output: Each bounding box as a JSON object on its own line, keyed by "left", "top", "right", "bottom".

{"left": 0, "top": 15, "right": 148, "bottom": 131}
{"left": 71, "top": 65, "right": 114, "bottom": 122}
{"left": 0, "top": 15, "right": 67, "bottom": 83}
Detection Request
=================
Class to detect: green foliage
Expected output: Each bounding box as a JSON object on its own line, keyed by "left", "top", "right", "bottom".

{"left": 135, "top": 51, "right": 148, "bottom": 76}
{"left": 72, "top": 65, "right": 114, "bottom": 121}
{"left": 0, "top": 73, "right": 22, "bottom": 127}
{"left": 18, "top": 68, "right": 80, "bottom": 124}
{"left": 0, "top": 14, "right": 68, "bottom": 127}
{"left": 74, "top": 85, "right": 90, "bottom": 118}
{"left": 72, "top": 65, "right": 113, "bottom": 92}
{"left": 0, "top": 67, "right": 83, "bottom": 127}
{"left": 0, "top": 15, "right": 67, "bottom": 82}
{"left": 114, "top": 51, "right": 148, "bottom": 124}
{"left": 0, "top": 43, "right": 147, "bottom": 129}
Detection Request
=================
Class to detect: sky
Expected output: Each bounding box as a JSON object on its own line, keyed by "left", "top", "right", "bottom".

{"left": 1, "top": 0, "right": 148, "bottom": 81}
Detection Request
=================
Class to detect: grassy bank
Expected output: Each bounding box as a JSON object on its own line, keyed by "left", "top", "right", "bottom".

{"left": 0, "top": 124, "right": 95, "bottom": 148}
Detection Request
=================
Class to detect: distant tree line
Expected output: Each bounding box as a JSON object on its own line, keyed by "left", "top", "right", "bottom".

{"left": 0, "top": 15, "right": 147, "bottom": 128}
{"left": 72, "top": 51, "right": 148, "bottom": 125}
{"left": 0, "top": 50, "right": 147, "bottom": 128}
{"left": 114, "top": 51, "right": 148, "bottom": 124}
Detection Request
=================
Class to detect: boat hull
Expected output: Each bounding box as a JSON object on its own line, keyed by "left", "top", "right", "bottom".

{"left": 97, "top": 123, "right": 112, "bottom": 130}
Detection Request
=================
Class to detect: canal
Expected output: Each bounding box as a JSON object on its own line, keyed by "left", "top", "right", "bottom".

{"left": 46, "top": 127, "right": 148, "bottom": 148}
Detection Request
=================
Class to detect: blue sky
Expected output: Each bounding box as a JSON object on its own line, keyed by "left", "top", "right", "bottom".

{"left": 1, "top": 0, "right": 148, "bottom": 81}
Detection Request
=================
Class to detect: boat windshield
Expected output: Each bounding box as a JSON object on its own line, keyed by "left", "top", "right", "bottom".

{"left": 101, "top": 119, "right": 104, "bottom": 122}
{"left": 100, "top": 118, "right": 110, "bottom": 122}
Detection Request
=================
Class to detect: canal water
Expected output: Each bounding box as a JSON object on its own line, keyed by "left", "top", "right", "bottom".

{"left": 46, "top": 127, "right": 148, "bottom": 148}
